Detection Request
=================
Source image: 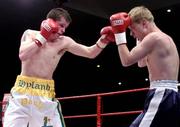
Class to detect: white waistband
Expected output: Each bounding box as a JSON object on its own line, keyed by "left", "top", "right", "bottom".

{"left": 150, "top": 80, "right": 178, "bottom": 91}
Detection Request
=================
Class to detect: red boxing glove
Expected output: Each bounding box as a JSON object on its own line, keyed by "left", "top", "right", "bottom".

{"left": 110, "top": 12, "right": 131, "bottom": 33}
{"left": 100, "top": 26, "right": 115, "bottom": 42}
{"left": 110, "top": 12, "right": 131, "bottom": 45}
{"left": 35, "top": 18, "right": 59, "bottom": 47}
{"left": 96, "top": 26, "right": 115, "bottom": 49}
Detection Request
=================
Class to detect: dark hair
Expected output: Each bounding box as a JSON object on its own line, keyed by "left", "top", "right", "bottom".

{"left": 46, "top": 8, "right": 72, "bottom": 23}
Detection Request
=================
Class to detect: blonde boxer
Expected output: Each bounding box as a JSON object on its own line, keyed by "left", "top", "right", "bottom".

{"left": 110, "top": 6, "right": 180, "bottom": 127}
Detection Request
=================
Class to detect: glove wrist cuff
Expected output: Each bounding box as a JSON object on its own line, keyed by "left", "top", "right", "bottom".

{"left": 115, "top": 32, "right": 127, "bottom": 45}
{"left": 96, "top": 37, "right": 107, "bottom": 49}
{"left": 35, "top": 33, "right": 47, "bottom": 45}
{"left": 96, "top": 41, "right": 107, "bottom": 49}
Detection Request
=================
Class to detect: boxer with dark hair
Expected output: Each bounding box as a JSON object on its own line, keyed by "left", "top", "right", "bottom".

{"left": 3, "top": 8, "right": 114, "bottom": 127}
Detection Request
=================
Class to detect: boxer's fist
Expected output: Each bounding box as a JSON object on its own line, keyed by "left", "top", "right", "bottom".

{"left": 100, "top": 26, "right": 115, "bottom": 43}
{"left": 96, "top": 26, "right": 115, "bottom": 49}
{"left": 110, "top": 12, "right": 131, "bottom": 33}
{"left": 35, "top": 18, "right": 59, "bottom": 46}
{"left": 110, "top": 12, "right": 131, "bottom": 45}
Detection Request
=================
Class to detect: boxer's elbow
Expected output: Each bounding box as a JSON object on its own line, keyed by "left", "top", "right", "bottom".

{"left": 85, "top": 50, "right": 99, "bottom": 59}
{"left": 137, "top": 61, "right": 147, "bottom": 68}
{"left": 19, "top": 53, "right": 25, "bottom": 61}
{"left": 87, "top": 53, "right": 97, "bottom": 59}
{"left": 19, "top": 51, "right": 28, "bottom": 61}
{"left": 138, "top": 64, "right": 146, "bottom": 68}
{"left": 121, "top": 62, "right": 131, "bottom": 67}
{"left": 121, "top": 59, "right": 134, "bottom": 67}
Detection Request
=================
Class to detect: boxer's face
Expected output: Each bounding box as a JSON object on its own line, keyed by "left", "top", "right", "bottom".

{"left": 49, "top": 17, "right": 70, "bottom": 41}
{"left": 129, "top": 20, "right": 146, "bottom": 41}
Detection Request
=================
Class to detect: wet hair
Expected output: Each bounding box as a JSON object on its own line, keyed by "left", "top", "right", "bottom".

{"left": 46, "top": 8, "right": 72, "bottom": 23}
{"left": 128, "top": 6, "right": 154, "bottom": 23}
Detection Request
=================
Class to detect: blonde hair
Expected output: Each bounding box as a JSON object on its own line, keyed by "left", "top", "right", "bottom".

{"left": 128, "top": 6, "right": 154, "bottom": 23}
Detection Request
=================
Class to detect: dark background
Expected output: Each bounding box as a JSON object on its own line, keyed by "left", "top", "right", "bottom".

{"left": 0, "top": 0, "right": 180, "bottom": 126}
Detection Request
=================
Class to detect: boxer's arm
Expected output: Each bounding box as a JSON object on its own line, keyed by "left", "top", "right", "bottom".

{"left": 115, "top": 34, "right": 155, "bottom": 67}
{"left": 109, "top": 12, "right": 152, "bottom": 67}
{"left": 63, "top": 36, "right": 104, "bottom": 58}
{"left": 136, "top": 40, "right": 147, "bottom": 67}
{"left": 64, "top": 26, "right": 114, "bottom": 58}
{"left": 19, "top": 30, "right": 40, "bottom": 61}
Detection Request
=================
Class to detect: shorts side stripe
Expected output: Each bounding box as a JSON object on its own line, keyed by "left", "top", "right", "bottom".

{"left": 139, "top": 88, "right": 165, "bottom": 127}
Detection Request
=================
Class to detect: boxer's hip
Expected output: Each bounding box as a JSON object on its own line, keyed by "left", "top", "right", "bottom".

{"left": 11, "top": 75, "right": 55, "bottom": 98}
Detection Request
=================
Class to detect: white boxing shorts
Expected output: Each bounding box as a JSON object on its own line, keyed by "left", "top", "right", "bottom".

{"left": 3, "top": 75, "right": 66, "bottom": 127}
{"left": 130, "top": 80, "right": 180, "bottom": 127}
